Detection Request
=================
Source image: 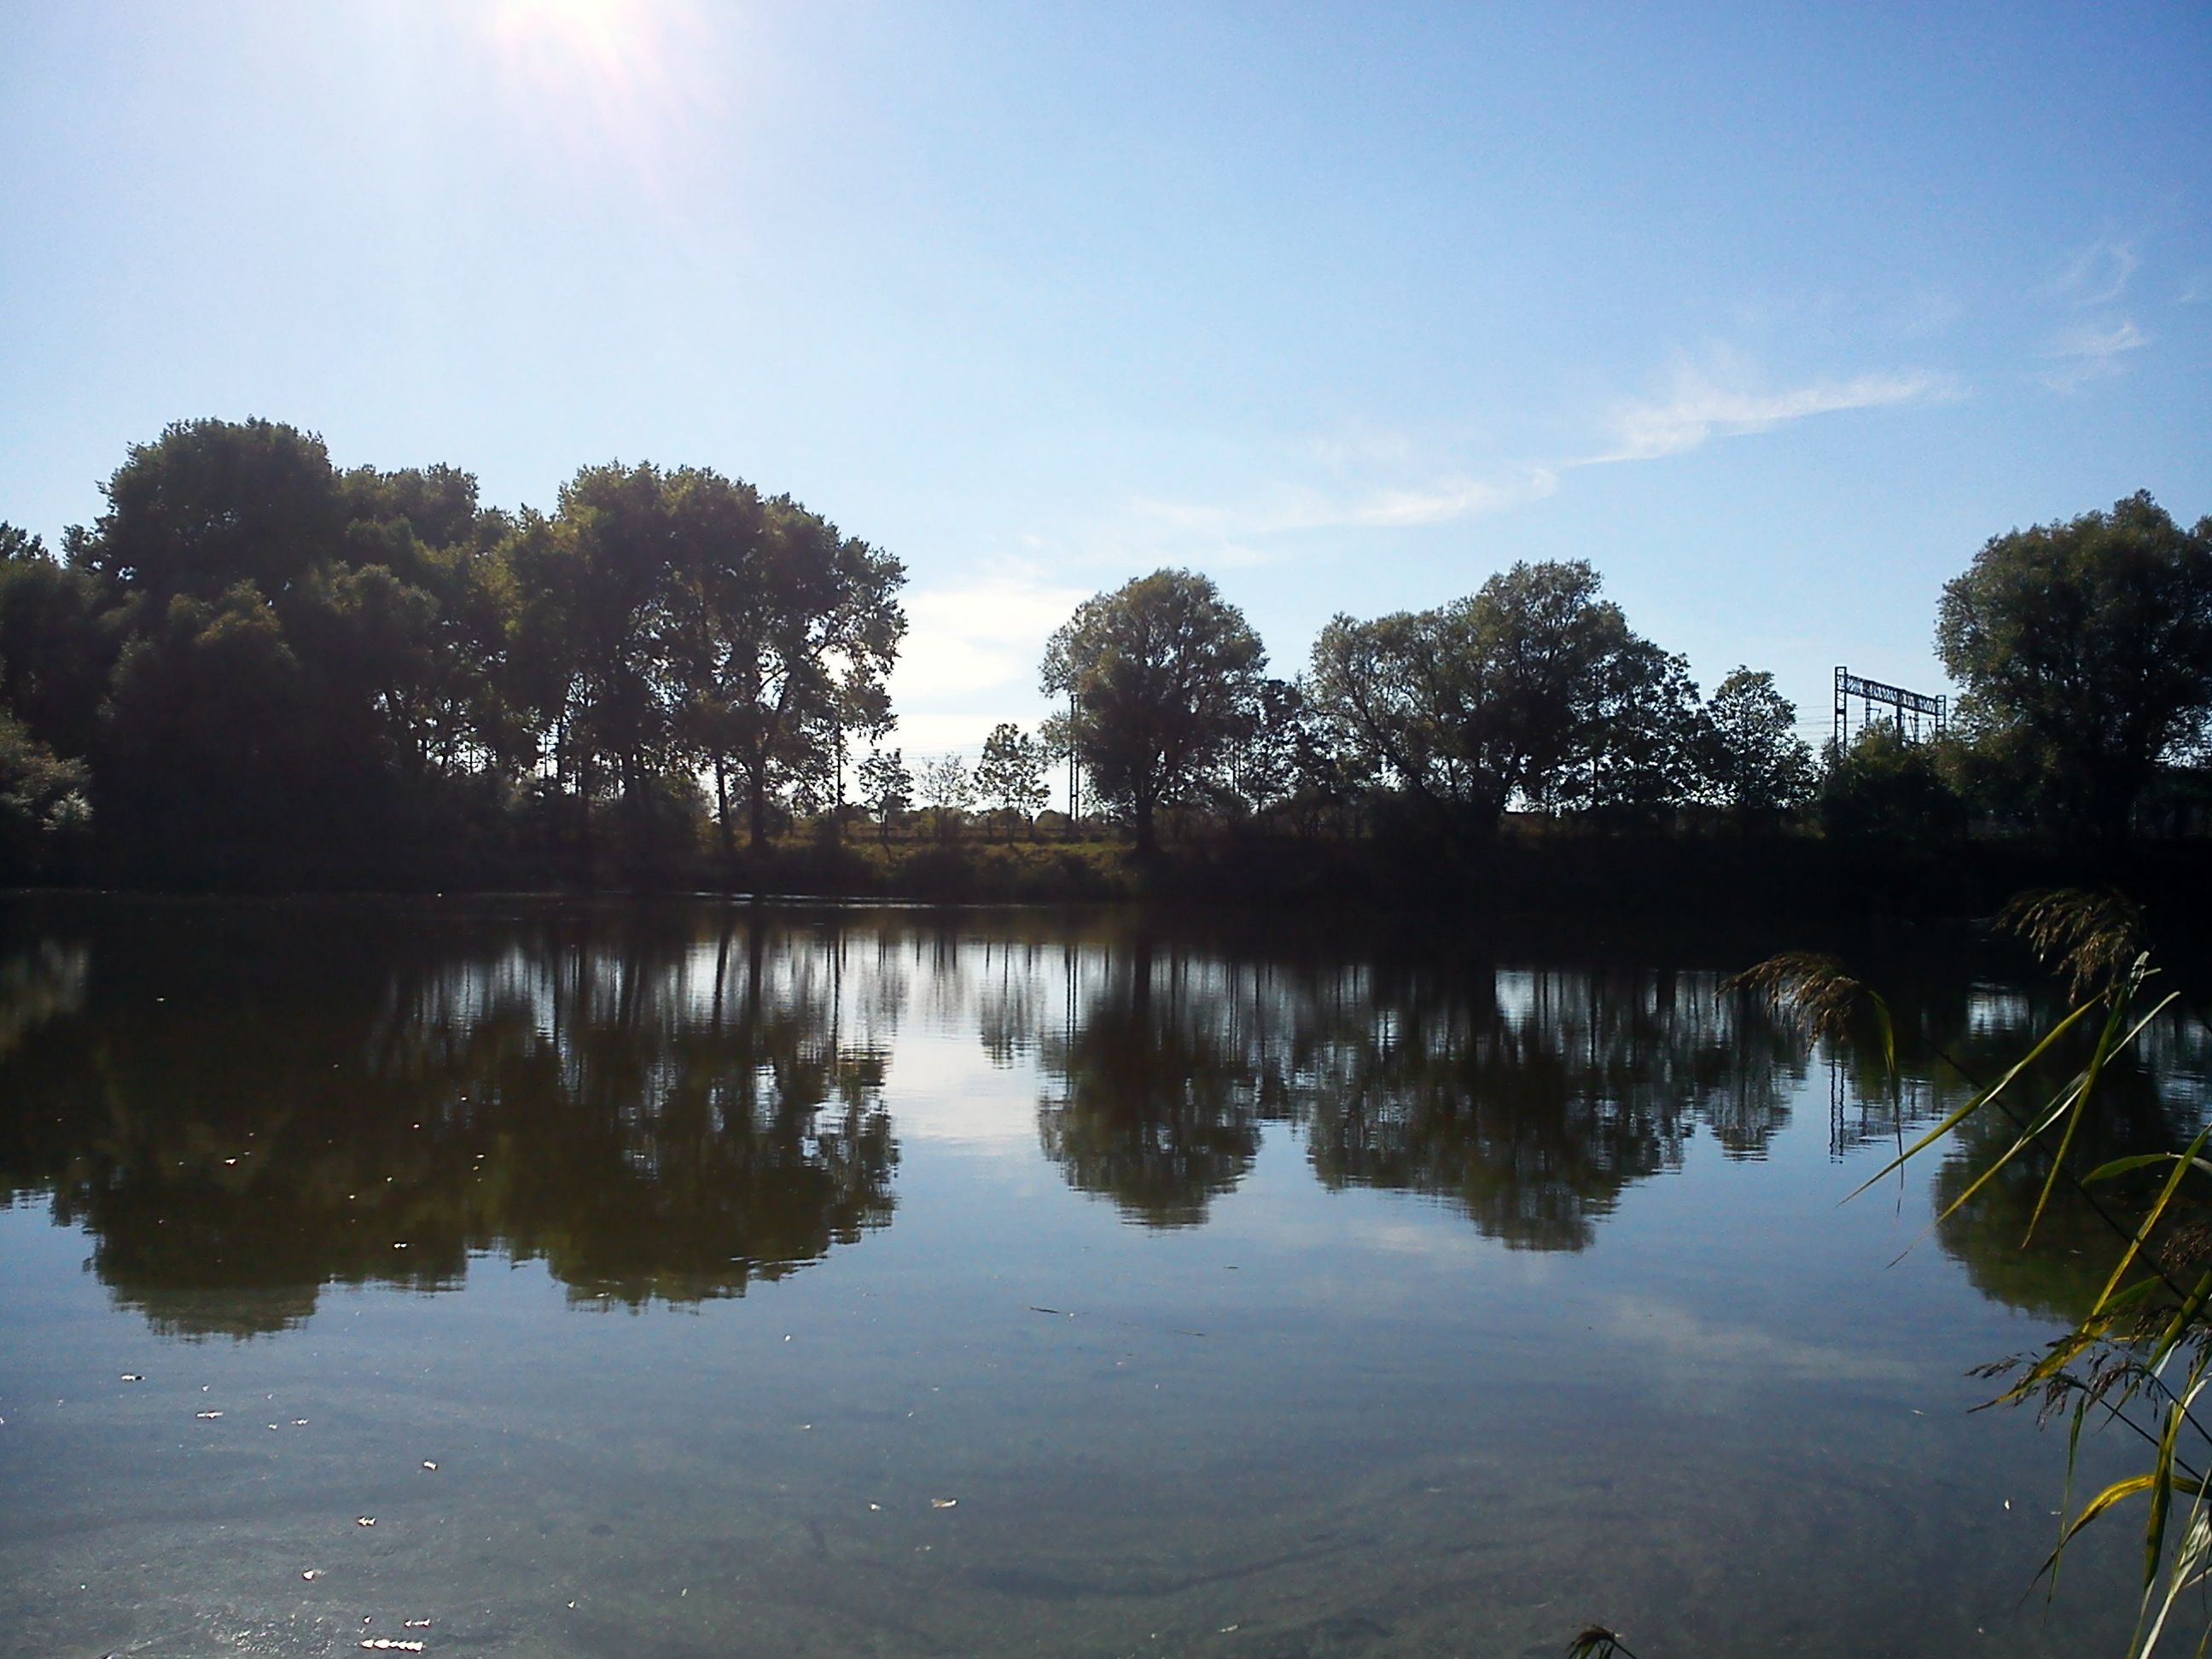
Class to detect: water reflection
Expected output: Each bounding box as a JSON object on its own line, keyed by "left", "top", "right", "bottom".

{"left": 1032, "top": 941, "right": 1802, "bottom": 1247}
{"left": 4, "top": 899, "right": 2206, "bottom": 1339}
{"left": 1803, "top": 959, "right": 2212, "bottom": 1323}
{"left": 0, "top": 906, "right": 897, "bottom": 1335}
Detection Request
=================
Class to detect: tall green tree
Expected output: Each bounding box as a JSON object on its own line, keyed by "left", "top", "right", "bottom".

{"left": 973, "top": 722, "right": 1047, "bottom": 837}
{"left": 98, "top": 585, "right": 323, "bottom": 875}
{"left": 677, "top": 490, "right": 905, "bottom": 853}
{"left": 72, "top": 417, "right": 347, "bottom": 600}
{"left": 0, "top": 530, "right": 114, "bottom": 759}
{"left": 858, "top": 746, "right": 912, "bottom": 844}
{"left": 1310, "top": 560, "right": 1666, "bottom": 836}
{"left": 1040, "top": 569, "right": 1266, "bottom": 853}
{"left": 918, "top": 753, "right": 974, "bottom": 841}
{"left": 1562, "top": 635, "right": 1706, "bottom": 819}
{"left": 509, "top": 463, "right": 688, "bottom": 852}
{"left": 1936, "top": 492, "right": 2212, "bottom": 841}
{"left": 1703, "top": 667, "right": 1815, "bottom": 815}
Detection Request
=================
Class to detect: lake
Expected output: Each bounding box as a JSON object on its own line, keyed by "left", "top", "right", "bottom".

{"left": 2, "top": 895, "right": 2200, "bottom": 1657}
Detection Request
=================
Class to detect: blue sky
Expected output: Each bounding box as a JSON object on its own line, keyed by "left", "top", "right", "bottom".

{"left": 2, "top": 2, "right": 2206, "bottom": 762}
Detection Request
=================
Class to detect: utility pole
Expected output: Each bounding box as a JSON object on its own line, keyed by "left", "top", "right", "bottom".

{"left": 1067, "top": 684, "right": 1080, "bottom": 825}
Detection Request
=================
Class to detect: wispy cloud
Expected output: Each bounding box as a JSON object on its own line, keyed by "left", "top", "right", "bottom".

{"left": 1587, "top": 364, "right": 1954, "bottom": 465}
{"left": 2039, "top": 317, "right": 2149, "bottom": 392}
{"left": 2050, "top": 237, "right": 2139, "bottom": 307}
{"left": 1131, "top": 468, "right": 1559, "bottom": 541}
{"left": 1002, "top": 347, "right": 1954, "bottom": 644}
{"left": 1593, "top": 1295, "right": 1924, "bottom": 1388}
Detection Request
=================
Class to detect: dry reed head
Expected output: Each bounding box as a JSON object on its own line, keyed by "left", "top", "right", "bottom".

{"left": 1567, "top": 1627, "right": 1636, "bottom": 1659}
{"left": 1724, "top": 952, "right": 1867, "bottom": 1044}
{"left": 1999, "top": 888, "right": 2145, "bottom": 1000}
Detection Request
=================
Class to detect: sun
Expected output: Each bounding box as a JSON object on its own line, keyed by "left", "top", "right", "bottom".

{"left": 483, "top": 0, "right": 715, "bottom": 188}
{"left": 492, "top": 0, "right": 640, "bottom": 64}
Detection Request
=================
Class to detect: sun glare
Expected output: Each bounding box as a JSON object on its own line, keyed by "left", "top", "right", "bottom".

{"left": 486, "top": 0, "right": 716, "bottom": 188}
{"left": 494, "top": 0, "right": 639, "bottom": 64}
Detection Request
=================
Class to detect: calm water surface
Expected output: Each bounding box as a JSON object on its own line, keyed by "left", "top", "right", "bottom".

{"left": 3, "top": 896, "right": 2205, "bottom": 1657}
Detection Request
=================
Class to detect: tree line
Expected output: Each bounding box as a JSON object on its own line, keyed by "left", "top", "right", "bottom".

{"left": 2, "top": 417, "right": 2205, "bottom": 883}
{"left": 0, "top": 419, "right": 902, "bottom": 882}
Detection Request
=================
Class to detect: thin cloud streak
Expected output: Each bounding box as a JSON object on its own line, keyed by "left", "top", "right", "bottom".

{"left": 1106, "top": 357, "right": 1950, "bottom": 568}
{"left": 1132, "top": 468, "right": 1560, "bottom": 539}
{"left": 1586, "top": 368, "right": 1955, "bottom": 465}
{"left": 2050, "top": 237, "right": 2140, "bottom": 308}
{"left": 2040, "top": 317, "right": 2149, "bottom": 392}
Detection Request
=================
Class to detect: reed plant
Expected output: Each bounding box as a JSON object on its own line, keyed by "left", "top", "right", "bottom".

{"left": 1735, "top": 889, "right": 2212, "bottom": 1657}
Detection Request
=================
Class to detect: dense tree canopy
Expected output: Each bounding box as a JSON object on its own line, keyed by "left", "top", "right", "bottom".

{"left": 1041, "top": 568, "right": 1266, "bottom": 852}
{"left": 1936, "top": 492, "right": 2212, "bottom": 841}
{"left": 1704, "top": 668, "right": 1816, "bottom": 815}
{"left": 1310, "top": 561, "right": 1708, "bottom": 835}
{"left": 0, "top": 420, "right": 905, "bottom": 882}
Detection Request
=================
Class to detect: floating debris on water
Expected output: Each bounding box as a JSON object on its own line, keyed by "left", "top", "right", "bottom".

{"left": 929, "top": 1499, "right": 958, "bottom": 1510}
{"left": 356, "top": 1516, "right": 376, "bottom": 1528}
{"left": 358, "top": 1642, "right": 423, "bottom": 1653}
{"left": 301, "top": 1570, "right": 323, "bottom": 1581}
{"left": 421, "top": 1461, "right": 439, "bottom": 1471}
{"left": 120, "top": 1374, "right": 143, "bottom": 1383}
{"left": 195, "top": 1411, "right": 223, "bottom": 1420}
{"left": 403, "top": 1620, "right": 432, "bottom": 1629}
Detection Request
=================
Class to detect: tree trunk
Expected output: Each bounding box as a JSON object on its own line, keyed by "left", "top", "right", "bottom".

{"left": 748, "top": 766, "right": 770, "bottom": 853}
{"left": 713, "top": 755, "right": 734, "bottom": 861}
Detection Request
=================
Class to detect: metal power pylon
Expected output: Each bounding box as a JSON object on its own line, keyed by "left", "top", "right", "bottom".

{"left": 1833, "top": 667, "right": 1947, "bottom": 748}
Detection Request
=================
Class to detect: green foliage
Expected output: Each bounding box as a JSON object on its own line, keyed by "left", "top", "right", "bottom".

{"left": 9, "top": 445, "right": 2201, "bottom": 891}
{"left": 74, "top": 416, "right": 348, "bottom": 599}
{"left": 1703, "top": 667, "right": 1815, "bottom": 814}
{"left": 0, "top": 539, "right": 115, "bottom": 757}
{"left": 0, "top": 710, "right": 90, "bottom": 875}
{"left": 1819, "top": 725, "right": 1966, "bottom": 840}
{"left": 1937, "top": 492, "right": 2212, "bottom": 842}
{"left": 974, "top": 722, "right": 1047, "bottom": 833}
{"left": 1310, "top": 561, "right": 1708, "bottom": 835}
{"left": 0, "top": 422, "right": 906, "bottom": 883}
{"left": 1041, "top": 568, "right": 1266, "bottom": 851}
{"left": 918, "top": 753, "right": 974, "bottom": 841}
{"left": 859, "top": 745, "right": 913, "bottom": 843}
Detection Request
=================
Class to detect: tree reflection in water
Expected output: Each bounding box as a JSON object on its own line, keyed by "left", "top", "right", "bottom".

{"left": 0, "top": 905, "right": 898, "bottom": 1336}
{"left": 1031, "top": 938, "right": 1805, "bottom": 1247}
{"left": 7, "top": 901, "right": 2200, "bottom": 1338}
